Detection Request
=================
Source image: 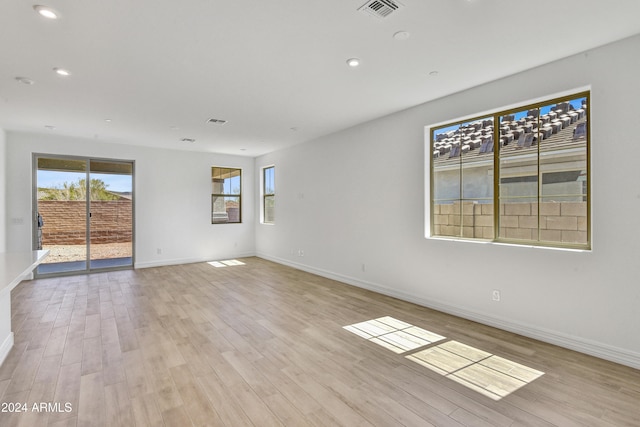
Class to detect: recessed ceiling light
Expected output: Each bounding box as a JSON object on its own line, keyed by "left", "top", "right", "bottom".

{"left": 33, "top": 5, "right": 58, "bottom": 19}
{"left": 105, "top": 119, "right": 112, "bottom": 123}
{"left": 15, "top": 77, "right": 35, "bottom": 85}
{"left": 346, "top": 58, "right": 360, "bottom": 67}
{"left": 169, "top": 126, "right": 180, "bottom": 131}
{"left": 393, "top": 31, "right": 410, "bottom": 40}
{"left": 53, "top": 67, "right": 70, "bottom": 76}
{"left": 240, "top": 148, "right": 247, "bottom": 151}
{"left": 44, "top": 125, "right": 56, "bottom": 130}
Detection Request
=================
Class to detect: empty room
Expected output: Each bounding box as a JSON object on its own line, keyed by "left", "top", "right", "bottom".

{"left": 1, "top": 1, "right": 640, "bottom": 426}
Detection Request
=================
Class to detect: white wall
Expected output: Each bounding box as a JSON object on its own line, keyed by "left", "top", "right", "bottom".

{"left": 0, "top": 127, "right": 6, "bottom": 252}
{"left": 0, "top": 128, "right": 10, "bottom": 365}
{"left": 6, "top": 132, "right": 256, "bottom": 267}
{"left": 256, "top": 34, "right": 640, "bottom": 368}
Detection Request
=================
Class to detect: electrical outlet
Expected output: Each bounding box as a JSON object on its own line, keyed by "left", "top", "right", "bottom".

{"left": 157, "top": 248, "right": 162, "bottom": 255}
{"left": 492, "top": 290, "right": 501, "bottom": 302}
{"left": 298, "top": 249, "right": 304, "bottom": 257}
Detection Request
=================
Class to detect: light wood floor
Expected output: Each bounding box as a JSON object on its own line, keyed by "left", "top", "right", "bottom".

{"left": 1, "top": 257, "right": 639, "bottom": 426}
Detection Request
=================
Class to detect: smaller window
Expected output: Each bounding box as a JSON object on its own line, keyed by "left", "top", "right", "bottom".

{"left": 212, "top": 167, "right": 241, "bottom": 224}
{"left": 263, "top": 166, "right": 275, "bottom": 224}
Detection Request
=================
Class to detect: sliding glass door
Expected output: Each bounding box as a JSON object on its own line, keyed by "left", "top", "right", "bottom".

{"left": 34, "top": 157, "right": 88, "bottom": 274}
{"left": 87, "top": 160, "right": 134, "bottom": 270}
{"left": 34, "top": 155, "right": 134, "bottom": 276}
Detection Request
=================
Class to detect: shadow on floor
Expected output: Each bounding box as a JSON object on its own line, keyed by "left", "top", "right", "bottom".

{"left": 37, "top": 257, "right": 132, "bottom": 274}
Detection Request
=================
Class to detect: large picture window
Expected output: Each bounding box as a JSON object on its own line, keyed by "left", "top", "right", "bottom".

{"left": 263, "top": 166, "right": 275, "bottom": 224}
{"left": 211, "top": 167, "right": 241, "bottom": 224}
{"left": 429, "top": 91, "right": 589, "bottom": 249}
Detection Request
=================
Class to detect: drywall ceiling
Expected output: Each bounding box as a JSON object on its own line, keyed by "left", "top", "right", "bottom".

{"left": 1, "top": 0, "right": 639, "bottom": 156}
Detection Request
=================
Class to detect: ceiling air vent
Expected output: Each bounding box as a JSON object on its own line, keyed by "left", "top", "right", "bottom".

{"left": 358, "top": 0, "right": 404, "bottom": 19}
{"left": 206, "top": 118, "right": 227, "bottom": 125}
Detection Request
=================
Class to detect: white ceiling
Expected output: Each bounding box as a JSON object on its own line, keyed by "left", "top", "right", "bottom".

{"left": 1, "top": 0, "right": 639, "bottom": 157}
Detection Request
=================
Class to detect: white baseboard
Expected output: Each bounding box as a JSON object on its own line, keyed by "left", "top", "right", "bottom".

{"left": 135, "top": 251, "right": 256, "bottom": 269}
{"left": 0, "top": 332, "right": 14, "bottom": 367}
{"left": 257, "top": 253, "right": 640, "bottom": 370}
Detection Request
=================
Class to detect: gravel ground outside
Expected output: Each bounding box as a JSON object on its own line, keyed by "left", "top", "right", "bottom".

{"left": 42, "top": 242, "right": 132, "bottom": 263}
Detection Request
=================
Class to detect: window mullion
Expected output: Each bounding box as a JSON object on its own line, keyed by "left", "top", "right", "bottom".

{"left": 493, "top": 113, "right": 500, "bottom": 242}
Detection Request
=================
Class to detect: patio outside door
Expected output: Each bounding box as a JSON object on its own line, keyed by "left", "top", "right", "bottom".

{"left": 34, "top": 155, "right": 134, "bottom": 276}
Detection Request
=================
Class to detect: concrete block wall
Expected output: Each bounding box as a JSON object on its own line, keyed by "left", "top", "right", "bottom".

{"left": 38, "top": 200, "right": 132, "bottom": 245}
{"left": 433, "top": 201, "right": 587, "bottom": 244}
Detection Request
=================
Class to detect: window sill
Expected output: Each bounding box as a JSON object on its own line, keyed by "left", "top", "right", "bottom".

{"left": 426, "top": 235, "right": 591, "bottom": 253}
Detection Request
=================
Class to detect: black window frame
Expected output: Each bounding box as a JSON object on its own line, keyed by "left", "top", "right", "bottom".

{"left": 211, "top": 167, "right": 242, "bottom": 224}
{"left": 262, "top": 166, "right": 275, "bottom": 224}
{"left": 428, "top": 91, "right": 590, "bottom": 250}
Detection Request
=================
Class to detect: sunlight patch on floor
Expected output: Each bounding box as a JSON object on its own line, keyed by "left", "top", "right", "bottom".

{"left": 344, "top": 317, "right": 544, "bottom": 400}
{"left": 207, "top": 259, "right": 246, "bottom": 268}
{"left": 343, "top": 316, "right": 446, "bottom": 353}
{"left": 407, "top": 340, "right": 544, "bottom": 400}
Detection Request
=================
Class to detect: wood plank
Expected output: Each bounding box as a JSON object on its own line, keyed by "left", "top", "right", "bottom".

{"left": 4, "top": 346, "right": 44, "bottom": 395}
{"left": 122, "top": 349, "right": 151, "bottom": 397}
{"left": 198, "top": 372, "right": 254, "bottom": 426}
{"left": 4, "top": 258, "right": 640, "bottom": 427}
{"left": 60, "top": 331, "right": 83, "bottom": 367}
{"left": 129, "top": 393, "right": 163, "bottom": 427}
{"left": 48, "top": 362, "right": 81, "bottom": 424}
{"left": 169, "top": 364, "right": 225, "bottom": 426}
{"left": 160, "top": 405, "right": 192, "bottom": 426}
{"left": 104, "top": 381, "right": 133, "bottom": 427}
{"left": 43, "top": 326, "right": 68, "bottom": 358}
{"left": 83, "top": 314, "right": 101, "bottom": 340}
{"left": 80, "top": 336, "right": 102, "bottom": 376}
{"left": 77, "top": 372, "right": 105, "bottom": 427}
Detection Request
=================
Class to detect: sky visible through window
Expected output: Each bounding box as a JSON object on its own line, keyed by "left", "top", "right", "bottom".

{"left": 433, "top": 98, "right": 585, "bottom": 139}
{"left": 264, "top": 166, "right": 274, "bottom": 194}
{"left": 37, "top": 171, "right": 132, "bottom": 193}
